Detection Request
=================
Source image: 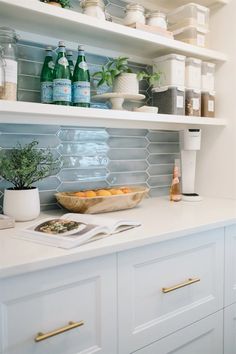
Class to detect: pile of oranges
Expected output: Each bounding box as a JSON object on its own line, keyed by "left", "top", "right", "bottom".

{"left": 73, "top": 187, "right": 133, "bottom": 198}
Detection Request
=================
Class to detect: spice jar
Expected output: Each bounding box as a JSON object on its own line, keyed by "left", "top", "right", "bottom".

{"left": 123, "top": 3, "right": 145, "bottom": 27}
{"left": 80, "top": 0, "right": 106, "bottom": 20}
{"left": 0, "top": 27, "right": 18, "bottom": 101}
{"left": 146, "top": 11, "right": 167, "bottom": 29}
{"left": 201, "top": 91, "right": 215, "bottom": 118}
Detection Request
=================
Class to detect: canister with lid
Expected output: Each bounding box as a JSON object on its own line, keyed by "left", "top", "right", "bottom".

{"left": 80, "top": 0, "right": 106, "bottom": 20}
{"left": 185, "top": 57, "right": 202, "bottom": 90}
{"left": 153, "top": 54, "right": 186, "bottom": 88}
{"left": 0, "top": 27, "right": 18, "bottom": 101}
{"left": 123, "top": 3, "right": 145, "bottom": 27}
{"left": 201, "top": 91, "right": 215, "bottom": 117}
{"left": 146, "top": 11, "right": 167, "bottom": 29}
{"left": 152, "top": 86, "right": 185, "bottom": 115}
{"left": 185, "top": 89, "right": 201, "bottom": 116}
{"left": 201, "top": 61, "right": 215, "bottom": 92}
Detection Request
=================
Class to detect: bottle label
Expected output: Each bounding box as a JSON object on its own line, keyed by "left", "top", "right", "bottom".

{"left": 4, "top": 59, "right": 17, "bottom": 84}
{"left": 53, "top": 79, "right": 71, "bottom": 102}
{"left": 41, "top": 81, "right": 53, "bottom": 104}
{"left": 48, "top": 61, "right": 55, "bottom": 70}
{"left": 58, "top": 57, "right": 69, "bottom": 66}
{"left": 208, "top": 100, "right": 214, "bottom": 112}
{"left": 79, "top": 62, "right": 88, "bottom": 71}
{"left": 73, "top": 81, "right": 90, "bottom": 103}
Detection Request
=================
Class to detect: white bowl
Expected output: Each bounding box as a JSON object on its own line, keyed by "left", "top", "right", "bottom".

{"left": 134, "top": 105, "right": 158, "bottom": 113}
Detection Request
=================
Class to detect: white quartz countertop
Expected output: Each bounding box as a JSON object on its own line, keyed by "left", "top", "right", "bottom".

{"left": 1, "top": 196, "right": 236, "bottom": 279}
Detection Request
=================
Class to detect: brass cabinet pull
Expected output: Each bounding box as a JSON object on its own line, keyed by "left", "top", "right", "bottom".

{"left": 35, "top": 321, "right": 84, "bottom": 342}
{"left": 162, "top": 277, "right": 200, "bottom": 294}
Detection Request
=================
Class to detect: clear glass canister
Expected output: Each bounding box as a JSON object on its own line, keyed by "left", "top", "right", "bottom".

{"left": 80, "top": 0, "right": 106, "bottom": 20}
{"left": 0, "top": 27, "right": 18, "bottom": 101}
{"left": 146, "top": 11, "right": 167, "bottom": 29}
{"left": 123, "top": 3, "right": 145, "bottom": 26}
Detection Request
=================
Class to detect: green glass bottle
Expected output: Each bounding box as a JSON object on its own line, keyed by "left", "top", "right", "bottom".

{"left": 66, "top": 50, "right": 74, "bottom": 79}
{"left": 53, "top": 41, "right": 71, "bottom": 106}
{"left": 40, "top": 46, "right": 54, "bottom": 104}
{"left": 72, "top": 45, "right": 90, "bottom": 108}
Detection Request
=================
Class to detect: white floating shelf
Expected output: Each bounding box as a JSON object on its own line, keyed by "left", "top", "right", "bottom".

{"left": 0, "top": 101, "right": 227, "bottom": 131}
{"left": 0, "top": 0, "right": 227, "bottom": 63}
{"left": 122, "top": 0, "right": 229, "bottom": 11}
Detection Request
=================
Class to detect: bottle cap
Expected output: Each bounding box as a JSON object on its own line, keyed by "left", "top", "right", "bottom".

{"left": 67, "top": 50, "right": 73, "bottom": 56}
{"left": 78, "top": 45, "right": 85, "bottom": 51}
{"left": 45, "top": 46, "right": 53, "bottom": 51}
{"left": 58, "top": 41, "right": 65, "bottom": 47}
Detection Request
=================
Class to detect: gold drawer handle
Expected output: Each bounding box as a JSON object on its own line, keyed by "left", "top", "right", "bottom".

{"left": 162, "top": 277, "right": 200, "bottom": 294}
{"left": 35, "top": 321, "right": 84, "bottom": 342}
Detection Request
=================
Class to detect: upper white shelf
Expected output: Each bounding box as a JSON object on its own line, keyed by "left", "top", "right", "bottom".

{"left": 0, "top": 101, "right": 227, "bottom": 131}
{"left": 0, "top": 0, "right": 227, "bottom": 63}
{"left": 122, "top": 0, "right": 229, "bottom": 11}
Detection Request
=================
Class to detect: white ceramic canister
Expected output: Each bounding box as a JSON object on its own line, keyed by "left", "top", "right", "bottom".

{"left": 3, "top": 188, "right": 40, "bottom": 221}
{"left": 146, "top": 11, "right": 167, "bottom": 29}
{"left": 123, "top": 3, "right": 145, "bottom": 27}
{"left": 80, "top": 0, "right": 106, "bottom": 20}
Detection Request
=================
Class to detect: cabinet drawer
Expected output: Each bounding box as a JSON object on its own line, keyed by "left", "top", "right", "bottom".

{"left": 225, "top": 224, "right": 236, "bottom": 306}
{"left": 224, "top": 303, "right": 236, "bottom": 354}
{"left": 134, "top": 311, "right": 223, "bottom": 354}
{"left": 0, "top": 255, "right": 117, "bottom": 354}
{"left": 118, "top": 228, "right": 224, "bottom": 354}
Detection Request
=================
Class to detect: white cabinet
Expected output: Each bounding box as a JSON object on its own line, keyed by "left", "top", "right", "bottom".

{"left": 224, "top": 303, "right": 236, "bottom": 354}
{"left": 0, "top": 255, "right": 117, "bottom": 354}
{"left": 118, "top": 228, "right": 224, "bottom": 354}
{"left": 225, "top": 224, "right": 236, "bottom": 306}
{"left": 134, "top": 311, "right": 223, "bottom": 354}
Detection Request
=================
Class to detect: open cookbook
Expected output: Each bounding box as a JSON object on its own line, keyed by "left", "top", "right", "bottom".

{"left": 16, "top": 213, "right": 141, "bottom": 249}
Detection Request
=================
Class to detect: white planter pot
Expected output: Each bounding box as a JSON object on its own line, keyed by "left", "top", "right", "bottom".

{"left": 3, "top": 188, "right": 40, "bottom": 222}
{"left": 113, "top": 73, "right": 139, "bottom": 94}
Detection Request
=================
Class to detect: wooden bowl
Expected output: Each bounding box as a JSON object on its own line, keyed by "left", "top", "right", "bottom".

{"left": 55, "top": 186, "right": 149, "bottom": 214}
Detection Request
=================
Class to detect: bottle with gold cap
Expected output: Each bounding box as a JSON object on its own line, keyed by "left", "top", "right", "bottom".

{"left": 170, "top": 165, "right": 181, "bottom": 202}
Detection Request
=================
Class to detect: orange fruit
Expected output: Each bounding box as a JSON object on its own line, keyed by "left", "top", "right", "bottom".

{"left": 96, "top": 189, "right": 112, "bottom": 197}
{"left": 110, "top": 189, "right": 124, "bottom": 195}
{"left": 122, "top": 188, "right": 132, "bottom": 194}
{"left": 74, "top": 191, "right": 85, "bottom": 197}
{"left": 84, "top": 190, "right": 97, "bottom": 198}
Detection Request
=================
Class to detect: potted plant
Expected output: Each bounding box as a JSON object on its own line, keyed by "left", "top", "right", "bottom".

{"left": 40, "top": 0, "right": 71, "bottom": 8}
{"left": 0, "top": 141, "right": 59, "bottom": 221}
{"left": 93, "top": 57, "right": 162, "bottom": 95}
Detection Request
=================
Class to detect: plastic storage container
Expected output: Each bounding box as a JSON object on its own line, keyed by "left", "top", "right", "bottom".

{"left": 153, "top": 54, "right": 186, "bottom": 88}
{"left": 202, "top": 61, "right": 215, "bottom": 92}
{"left": 185, "top": 57, "right": 202, "bottom": 90}
{"left": 152, "top": 86, "right": 185, "bottom": 115}
{"left": 173, "top": 26, "right": 208, "bottom": 47}
{"left": 167, "top": 3, "right": 210, "bottom": 30}
{"left": 185, "top": 89, "right": 201, "bottom": 116}
{"left": 201, "top": 91, "right": 215, "bottom": 117}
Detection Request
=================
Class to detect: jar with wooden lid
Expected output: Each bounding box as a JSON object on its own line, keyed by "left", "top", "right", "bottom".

{"left": 80, "top": 0, "right": 106, "bottom": 20}
{"left": 123, "top": 3, "right": 145, "bottom": 27}
{"left": 146, "top": 11, "right": 167, "bottom": 29}
{"left": 0, "top": 27, "right": 18, "bottom": 101}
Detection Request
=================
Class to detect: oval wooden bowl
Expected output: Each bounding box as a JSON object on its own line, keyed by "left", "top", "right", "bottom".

{"left": 55, "top": 186, "right": 149, "bottom": 214}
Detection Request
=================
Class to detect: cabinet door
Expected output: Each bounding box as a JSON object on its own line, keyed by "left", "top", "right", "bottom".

{"left": 135, "top": 311, "right": 223, "bottom": 354}
{"left": 118, "top": 228, "right": 224, "bottom": 354}
{"left": 225, "top": 224, "right": 236, "bottom": 306}
{"left": 224, "top": 303, "right": 236, "bottom": 354}
{"left": 0, "top": 255, "right": 117, "bottom": 354}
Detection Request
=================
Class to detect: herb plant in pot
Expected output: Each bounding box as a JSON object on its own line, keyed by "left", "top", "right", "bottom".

{"left": 40, "top": 0, "right": 71, "bottom": 8}
{"left": 0, "top": 141, "right": 58, "bottom": 221}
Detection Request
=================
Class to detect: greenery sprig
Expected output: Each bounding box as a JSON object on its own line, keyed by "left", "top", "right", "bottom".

{"left": 137, "top": 71, "right": 163, "bottom": 86}
{"left": 0, "top": 141, "right": 59, "bottom": 190}
{"left": 40, "top": 0, "right": 71, "bottom": 8}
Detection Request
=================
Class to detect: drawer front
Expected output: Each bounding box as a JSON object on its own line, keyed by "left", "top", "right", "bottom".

{"left": 0, "top": 255, "right": 117, "bottom": 354}
{"left": 118, "top": 228, "right": 224, "bottom": 353}
{"left": 224, "top": 303, "right": 236, "bottom": 354}
{"left": 225, "top": 224, "right": 236, "bottom": 306}
{"left": 134, "top": 311, "right": 223, "bottom": 354}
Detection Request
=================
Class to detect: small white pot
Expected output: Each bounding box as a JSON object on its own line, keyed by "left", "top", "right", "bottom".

{"left": 113, "top": 73, "right": 139, "bottom": 94}
{"left": 3, "top": 188, "right": 40, "bottom": 222}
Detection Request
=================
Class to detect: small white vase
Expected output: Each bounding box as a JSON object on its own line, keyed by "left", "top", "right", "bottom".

{"left": 113, "top": 73, "right": 139, "bottom": 94}
{"left": 3, "top": 188, "right": 40, "bottom": 222}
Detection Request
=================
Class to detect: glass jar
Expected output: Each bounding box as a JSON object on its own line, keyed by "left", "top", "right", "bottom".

{"left": 80, "top": 0, "right": 106, "bottom": 20}
{"left": 123, "top": 3, "right": 145, "bottom": 27}
{"left": 0, "top": 27, "right": 18, "bottom": 101}
{"left": 146, "top": 11, "right": 167, "bottom": 29}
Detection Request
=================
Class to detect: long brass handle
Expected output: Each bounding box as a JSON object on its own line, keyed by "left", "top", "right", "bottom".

{"left": 35, "top": 321, "right": 84, "bottom": 342}
{"left": 162, "top": 277, "right": 200, "bottom": 294}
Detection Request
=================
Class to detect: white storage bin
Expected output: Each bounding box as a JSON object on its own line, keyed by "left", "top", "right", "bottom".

{"left": 153, "top": 54, "right": 186, "bottom": 88}
{"left": 167, "top": 3, "right": 210, "bottom": 30}
{"left": 185, "top": 57, "right": 202, "bottom": 90}
{"left": 173, "top": 26, "right": 208, "bottom": 47}
{"left": 202, "top": 61, "right": 215, "bottom": 92}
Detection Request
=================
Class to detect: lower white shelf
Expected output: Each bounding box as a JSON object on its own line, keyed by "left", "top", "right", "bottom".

{"left": 0, "top": 101, "right": 227, "bottom": 130}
